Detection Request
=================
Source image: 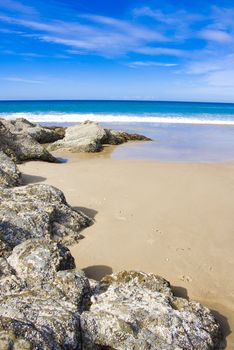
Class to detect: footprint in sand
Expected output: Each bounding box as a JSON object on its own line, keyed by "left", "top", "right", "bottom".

{"left": 180, "top": 275, "right": 192, "bottom": 283}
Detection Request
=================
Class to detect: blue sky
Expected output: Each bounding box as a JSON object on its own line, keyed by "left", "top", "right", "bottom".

{"left": 0, "top": 0, "right": 234, "bottom": 101}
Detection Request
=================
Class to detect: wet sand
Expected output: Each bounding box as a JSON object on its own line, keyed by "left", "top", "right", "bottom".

{"left": 19, "top": 151, "right": 234, "bottom": 349}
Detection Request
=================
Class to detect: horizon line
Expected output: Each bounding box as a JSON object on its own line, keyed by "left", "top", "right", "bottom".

{"left": 0, "top": 99, "right": 234, "bottom": 105}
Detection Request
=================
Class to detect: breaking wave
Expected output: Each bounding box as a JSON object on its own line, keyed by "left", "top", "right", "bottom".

{"left": 1, "top": 112, "right": 234, "bottom": 125}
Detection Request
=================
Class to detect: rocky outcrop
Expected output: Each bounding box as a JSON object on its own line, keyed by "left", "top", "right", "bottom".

{"left": 1, "top": 118, "right": 65, "bottom": 144}
{"left": 0, "top": 241, "right": 221, "bottom": 350}
{"left": 49, "top": 121, "right": 151, "bottom": 153}
{"left": 0, "top": 184, "right": 92, "bottom": 257}
{"left": 0, "top": 152, "right": 21, "bottom": 188}
{"left": 0, "top": 238, "right": 91, "bottom": 349}
{"left": 0, "top": 120, "right": 58, "bottom": 163}
{"left": 81, "top": 271, "right": 221, "bottom": 350}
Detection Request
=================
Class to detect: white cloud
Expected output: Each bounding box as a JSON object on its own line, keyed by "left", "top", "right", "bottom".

{"left": 0, "top": 13, "right": 183, "bottom": 57}
{"left": 199, "top": 29, "right": 232, "bottom": 43}
{"left": 136, "top": 47, "right": 185, "bottom": 57}
{"left": 133, "top": 6, "right": 203, "bottom": 24}
{"left": 128, "top": 61, "right": 178, "bottom": 68}
{"left": 205, "top": 69, "right": 234, "bottom": 87}
{"left": 2, "top": 77, "right": 44, "bottom": 84}
{"left": 0, "top": 0, "right": 36, "bottom": 15}
{"left": 80, "top": 14, "right": 168, "bottom": 42}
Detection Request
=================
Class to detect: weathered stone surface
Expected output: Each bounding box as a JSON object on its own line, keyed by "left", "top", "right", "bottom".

{"left": 7, "top": 239, "right": 75, "bottom": 286}
{"left": 49, "top": 121, "right": 107, "bottom": 152}
{"left": 0, "top": 151, "right": 21, "bottom": 188}
{"left": 1, "top": 118, "right": 65, "bottom": 144}
{"left": 0, "top": 120, "right": 57, "bottom": 163}
{"left": 81, "top": 271, "right": 221, "bottom": 350}
{"left": 49, "top": 121, "right": 151, "bottom": 153}
{"left": 106, "top": 129, "right": 151, "bottom": 145}
{"left": 0, "top": 245, "right": 222, "bottom": 350}
{"left": 0, "top": 184, "right": 92, "bottom": 257}
{"left": 0, "top": 239, "right": 91, "bottom": 350}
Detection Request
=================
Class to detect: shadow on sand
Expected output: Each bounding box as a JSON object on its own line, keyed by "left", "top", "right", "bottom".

{"left": 21, "top": 173, "right": 47, "bottom": 185}
{"left": 83, "top": 265, "right": 113, "bottom": 281}
{"left": 73, "top": 206, "right": 98, "bottom": 220}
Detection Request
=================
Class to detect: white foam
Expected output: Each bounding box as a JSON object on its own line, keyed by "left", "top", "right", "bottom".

{"left": 1, "top": 112, "right": 234, "bottom": 125}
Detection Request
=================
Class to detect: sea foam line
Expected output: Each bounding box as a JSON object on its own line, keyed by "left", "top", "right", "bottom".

{"left": 1, "top": 112, "right": 234, "bottom": 125}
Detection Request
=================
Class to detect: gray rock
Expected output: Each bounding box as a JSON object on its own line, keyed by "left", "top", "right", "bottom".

{"left": 49, "top": 121, "right": 107, "bottom": 152}
{"left": 1, "top": 118, "right": 65, "bottom": 144}
{"left": 0, "top": 184, "right": 92, "bottom": 257}
{"left": 106, "top": 129, "right": 152, "bottom": 145}
{"left": 0, "top": 120, "right": 58, "bottom": 163}
{"left": 0, "top": 238, "right": 91, "bottom": 349}
{"left": 81, "top": 271, "right": 221, "bottom": 350}
{"left": 7, "top": 239, "right": 75, "bottom": 286}
{"left": 0, "top": 152, "right": 21, "bottom": 188}
{"left": 0, "top": 245, "right": 222, "bottom": 350}
{"left": 49, "top": 121, "right": 151, "bottom": 153}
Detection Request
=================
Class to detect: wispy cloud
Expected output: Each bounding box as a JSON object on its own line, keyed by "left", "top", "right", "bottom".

{"left": 198, "top": 29, "right": 232, "bottom": 43}
{"left": 80, "top": 14, "right": 168, "bottom": 42}
{"left": 2, "top": 50, "right": 45, "bottom": 58}
{"left": 185, "top": 51, "right": 234, "bottom": 89}
{"left": 2, "top": 76, "right": 44, "bottom": 84}
{"left": 136, "top": 47, "right": 185, "bottom": 57}
{"left": 133, "top": 6, "right": 203, "bottom": 24}
{"left": 0, "top": 11, "right": 187, "bottom": 57}
{"left": 128, "top": 61, "right": 178, "bottom": 68}
{"left": 0, "top": 0, "right": 36, "bottom": 15}
{"left": 133, "top": 6, "right": 204, "bottom": 42}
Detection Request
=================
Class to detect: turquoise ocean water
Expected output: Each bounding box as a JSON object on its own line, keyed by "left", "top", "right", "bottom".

{"left": 1, "top": 100, "right": 234, "bottom": 161}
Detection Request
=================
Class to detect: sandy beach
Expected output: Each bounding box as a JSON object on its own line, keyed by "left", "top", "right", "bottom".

{"left": 19, "top": 150, "right": 234, "bottom": 349}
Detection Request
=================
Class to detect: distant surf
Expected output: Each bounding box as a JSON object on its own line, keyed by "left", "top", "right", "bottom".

{"left": 2, "top": 112, "right": 234, "bottom": 126}
{"left": 1, "top": 100, "right": 234, "bottom": 126}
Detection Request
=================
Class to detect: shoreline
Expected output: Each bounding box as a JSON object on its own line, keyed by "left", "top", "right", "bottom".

{"left": 19, "top": 153, "right": 234, "bottom": 349}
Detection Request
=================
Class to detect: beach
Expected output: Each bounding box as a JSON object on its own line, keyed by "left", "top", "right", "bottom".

{"left": 19, "top": 148, "right": 234, "bottom": 349}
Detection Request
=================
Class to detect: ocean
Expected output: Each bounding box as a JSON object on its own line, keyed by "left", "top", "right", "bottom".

{"left": 1, "top": 100, "right": 234, "bottom": 125}
{"left": 1, "top": 100, "right": 234, "bottom": 162}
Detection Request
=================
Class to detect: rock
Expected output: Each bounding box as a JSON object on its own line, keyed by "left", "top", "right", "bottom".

{"left": 0, "top": 184, "right": 92, "bottom": 257}
{"left": 0, "top": 152, "right": 21, "bottom": 188}
{"left": 106, "top": 129, "right": 152, "bottom": 145}
{"left": 0, "top": 120, "right": 58, "bottom": 163}
{"left": 49, "top": 121, "right": 107, "bottom": 152}
{"left": 1, "top": 118, "right": 65, "bottom": 144}
{"left": 0, "top": 238, "right": 91, "bottom": 349}
{"left": 7, "top": 239, "right": 75, "bottom": 286}
{"left": 81, "top": 271, "right": 221, "bottom": 350}
{"left": 49, "top": 121, "right": 151, "bottom": 153}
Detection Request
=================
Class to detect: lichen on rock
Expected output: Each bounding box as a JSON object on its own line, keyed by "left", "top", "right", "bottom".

{"left": 0, "top": 184, "right": 92, "bottom": 257}
{"left": 0, "top": 239, "right": 91, "bottom": 350}
{"left": 81, "top": 271, "right": 221, "bottom": 350}
{"left": 0, "top": 151, "right": 21, "bottom": 188}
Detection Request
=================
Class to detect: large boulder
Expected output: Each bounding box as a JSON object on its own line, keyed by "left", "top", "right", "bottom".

{"left": 49, "top": 121, "right": 107, "bottom": 152}
{"left": 0, "top": 152, "right": 21, "bottom": 188}
{"left": 0, "top": 244, "right": 222, "bottom": 350}
{"left": 0, "top": 184, "right": 92, "bottom": 257}
{"left": 0, "top": 120, "right": 57, "bottom": 163}
{"left": 81, "top": 271, "right": 221, "bottom": 350}
{"left": 0, "top": 238, "right": 91, "bottom": 349}
{"left": 49, "top": 121, "right": 151, "bottom": 153}
{"left": 1, "top": 118, "right": 65, "bottom": 144}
